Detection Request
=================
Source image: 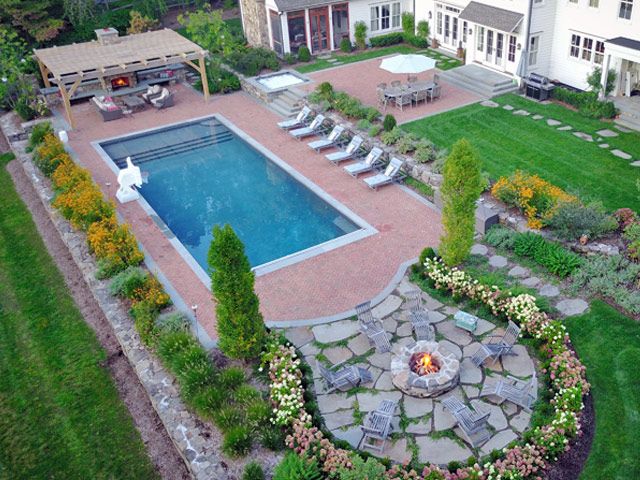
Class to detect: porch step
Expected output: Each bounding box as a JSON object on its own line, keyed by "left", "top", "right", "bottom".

{"left": 613, "top": 97, "right": 640, "bottom": 132}
{"left": 270, "top": 98, "right": 298, "bottom": 117}
{"left": 439, "top": 63, "right": 518, "bottom": 98}
{"left": 615, "top": 115, "right": 640, "bottom": 132}
{"left": 267, "top": 86, "right": 307, "bottom": 117}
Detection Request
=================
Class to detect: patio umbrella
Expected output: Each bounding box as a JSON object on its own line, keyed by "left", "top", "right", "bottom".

{"left": 380, "top": 54, "right": 437, "bottom": 79}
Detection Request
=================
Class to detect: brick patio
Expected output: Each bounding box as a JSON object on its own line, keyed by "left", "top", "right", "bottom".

{"left": 62, "top": 84, "right": 442, "bottom": 340}
{"left": 301, "top": 57, "right": 482, "bottom": 124}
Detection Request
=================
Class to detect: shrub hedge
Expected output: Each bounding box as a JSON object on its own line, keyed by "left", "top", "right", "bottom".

{"left": 552, "top": 87, "right": 617, "bottom": 119}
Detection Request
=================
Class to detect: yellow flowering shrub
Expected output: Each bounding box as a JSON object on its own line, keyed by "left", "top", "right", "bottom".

{"left": 51, "top": 157, "right": 91, "bottom": 192}
{"left": 491, "top": 170, "right": 577, "bottom": 229}
{"left": 52, "top": 179, "right": 115, "bottom": 230}
{"left": 132, "top": 275, "right": 171, "bottom": 311}
{"left": 34, "top": 133, "right": 67, "bottom": 176}
{"left": 87, "top": 216, "right": 144, "bottom": 276}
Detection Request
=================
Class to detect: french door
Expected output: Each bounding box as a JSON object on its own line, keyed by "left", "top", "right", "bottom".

{"left": 309, "top": 7, "right": 329, "bottom": 53}
{"left": 481, "top": 28, "right": 506, "bottom": 70}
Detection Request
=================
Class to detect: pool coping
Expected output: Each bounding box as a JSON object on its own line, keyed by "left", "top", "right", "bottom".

{"left": 91, "top": 113, "right": 378, "bottom": 288}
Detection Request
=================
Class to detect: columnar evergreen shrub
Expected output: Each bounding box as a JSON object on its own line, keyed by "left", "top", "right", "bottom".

{"left": 416, "top": 20, "right": 430, "bottom": 39}
{"left": 401, "top": 12, "right": 415, "bottom": 35}
{"left": 383, "top": 113, "right": 396, "bottom": 131}
{"left": 340, "top": 38, "right": 352, "bottom": 53}
{"left": 354, "top": 21, "right": 367, "bottom": 49}
{"left": 297, "top": 45, "right": 311, "bottom": 62}
{"left": 439, "top": 139, "right": 483, "bottom": 266}
{"left": 208, "top": 224, "right": 266, "bottom": 359}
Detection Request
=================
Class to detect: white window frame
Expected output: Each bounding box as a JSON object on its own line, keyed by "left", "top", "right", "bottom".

{"left": 582, "top": 37, "right": 593, "bottom": 61}
{"left": 508, "top": 35, "right": 517, "bottom": 62}
{"left": 477, "top": 26, "right": 484, "bottom": 52}
{"left": 594, "top": 40, "right": 605, "bottom": 64}
{"left": 569, "top": 34, "right": 581, "bottom": 58}
{"left": 370, "top": 2, "right": 401, "bottom": 32}
{"left": 589, "top": 0, "right": 599, "bottom": 7}
{"left": 436, "top": 11, "right": 442, "bottom": 35}
{"left": 529, "top": 35, "right": 539, "bottom": 66}
{"left": 619, "top": 0, "right": 633, "bottom": 19}
{"left": 568, "top": 0, "right": 578, "bottom": 4}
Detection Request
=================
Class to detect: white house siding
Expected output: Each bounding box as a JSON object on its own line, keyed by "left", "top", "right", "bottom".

{"left": 348, "top": 0, "right": 413, "bottom": 43}
{"left": 527, "top": 0, "right": 556, "bottom": 76}
{"left": 547, "top": 0, "right": 639, "bottom": 90}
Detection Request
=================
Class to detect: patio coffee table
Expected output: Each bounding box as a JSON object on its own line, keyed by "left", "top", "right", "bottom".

{"left": 122, "top": 95, "right": 146, "bottom": 111}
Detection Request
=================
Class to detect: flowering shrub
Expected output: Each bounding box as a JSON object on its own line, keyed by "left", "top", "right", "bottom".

{"left": 491, "top": 171, "right": 577, "bottom": 229}
{"left": 87, "top": 216, "right": 144, "bottom": 277}
{"left": 52, "top": 178, "right": 115, "bottom": 230}
{"left": 261, "top": 335, "right": 306, "bottom": 426}
{"left": 34, "top": 133, "right": 68, "bottom": 176}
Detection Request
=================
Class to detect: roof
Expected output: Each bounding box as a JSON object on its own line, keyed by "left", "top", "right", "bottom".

{"left": 606, "top": 37, "right": 640, "bottom": 52}
{"left": 459, "top": 2, "right": 524, "bottom": 33}
{"left": 274, "top": 0, "right": 346, "bottom": 12}
{"left": 33, "top": 29, "right": 207, "bottom": 84}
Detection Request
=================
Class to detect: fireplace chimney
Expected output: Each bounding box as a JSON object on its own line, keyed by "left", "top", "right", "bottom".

{"left": 95, "top": 27, "right": 119, "bottom": 45}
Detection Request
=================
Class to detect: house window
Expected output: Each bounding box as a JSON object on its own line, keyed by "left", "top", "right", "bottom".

{"left": 589, "top": 0, "right": 599, "bottom": 6}
{"left": 569, "top": 34, "right": 581, "bottom": 57}
{"left": 287, "top": 11, "right": 307, "bottom": 54}
{"left": 270, "top": 10, "right": 283, "bottom": 56}
{"left": 477, "top": 26, "right": 484, "bottom": 52}
{"left": 569, "top": 0, "right": 578, "bottom": 3}
{"left": 533, "top": 0, "right": 543, "bottom": 4}
{"left": 582, "top": 37, "right": 593, "bottom": 61}
{"left": 462, "top": 21, "right": 467, "bottom": 43}
{"left": 619, "top": 0, "right": 633, "bottom": 19}
{"left": 594, "top": 40, "right": 605, "bottom": 64}
{"left": 437, "top": 11, "right": 442, "bottom": 35}
{"left": 529, "top": 35, "right": 539, "bottom": 65}
{"left": 370, "top": 2, "right": 401, "bottom": 31}
{"left": 508, "top": 35, "right": 517, "bottom": 62}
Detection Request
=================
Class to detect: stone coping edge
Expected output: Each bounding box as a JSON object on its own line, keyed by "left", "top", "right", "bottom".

{"left": 8, "top": 139, "right": 229, "bottom": 480}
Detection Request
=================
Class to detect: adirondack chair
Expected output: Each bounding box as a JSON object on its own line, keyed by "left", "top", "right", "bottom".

{"left": 404, "top": 290, "right": 435, "bottom": 341}
{"left": 361, "top": 399, "right": 398, "bottom": 452}
{"left": 471, "top": 321, "right": 521, "bottom": 367}
{"left": 442, "top": 396, "right": 491, "bottom": 448}
{"left": 318, "top": 362, "right": 373, "bottom": 393}
{"left": 355, "top": 301, "right": 392, "bottom": 353}
{"left": 480, "top": 370, "right": 538, "bottom": 412}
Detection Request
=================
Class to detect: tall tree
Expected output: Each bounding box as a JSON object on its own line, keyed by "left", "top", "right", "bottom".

{"left": 208, "top": 224, "right": 266, "bottom": 359}
{"left": 0, "top": 0, "right": 64, "bottom": 42}
{"left": 178, "top": 7, "right": 234, "bottom": 56}
{"left": 439, "top": 139, "right": 483, "bottom": 266}
{"left": 63, "top": 0, "right": 96, "bottom": 28}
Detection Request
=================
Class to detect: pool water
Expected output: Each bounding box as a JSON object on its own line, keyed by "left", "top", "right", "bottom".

{"left": 100, "top": 117, "right": 360, "bottom": 269}
{"left": 256, "top": 72, "right": 305, "bottom": 90}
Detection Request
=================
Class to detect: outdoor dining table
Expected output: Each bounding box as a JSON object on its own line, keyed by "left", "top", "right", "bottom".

{"left": 383, "top": 82, "right": 435, "bottom": 99}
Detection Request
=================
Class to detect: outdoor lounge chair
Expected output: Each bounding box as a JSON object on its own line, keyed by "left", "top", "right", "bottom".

{"left": 142, "top": 84, "right": 162, "bottom": 103}
{"left": 471, "top": 320, "right": 521, "bottom": 366}
{"left": 480, "top": 371, "right": 537, "bottom": 412}
{"left": 363, "top": 157, "right": 406, "bottom": 190}
{"left": 308, "top": 125, "right": 345, "bottom": 152}
{"left": 91, "top": 96, "right": 123, "bottom": 122}
{"left": 343, "top": 147, "right": 384, "bottom": 177}
{"left": 277, "top": 106, "right": 312, "bottom": 130}
{"left": 318, "top": 361, "right": 373, "bottom": 393}
{"left": 361, "top": 399, "right": 398, "bottom": 452}
{"left": 356, "top": 301, "right": 391, "bottom": 353}
{"left": 150, "top": 88, "right": 174, "bottom": 109}
{"left": 442, "top": 396, "right": 491, "bottom": 448}
{"left": 326, "top": 135, "right": 364, "bottom": 164}
{"left": 405, "top": 290, "right": 435, "bottom": 341}
{"left": 289, "top": 114, "right": 326, "bottom": 140}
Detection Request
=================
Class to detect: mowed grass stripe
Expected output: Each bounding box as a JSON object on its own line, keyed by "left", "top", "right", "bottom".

{"left": 403, "top": 94, "right": 640, "bottom": 211}
{"left": 0, "top": 154, "right": 157, "bottom": 480}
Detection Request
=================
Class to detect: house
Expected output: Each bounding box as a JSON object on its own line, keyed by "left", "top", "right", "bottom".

{"left": 240, "top": 0, "right": 639, "bottom": 96}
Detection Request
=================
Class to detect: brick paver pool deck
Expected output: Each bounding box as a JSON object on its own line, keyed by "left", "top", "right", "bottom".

{"left": 62, "top": 84, "right": 442, "bottom": 341}
{"left": 302, "top": 57, "right": 482, "bottom": 123}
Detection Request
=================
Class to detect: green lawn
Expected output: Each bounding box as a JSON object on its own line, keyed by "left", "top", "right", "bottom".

{"left": 295, "top": 46, "right": 462, "bottom": 74}
{"left": 0, "top": 154, "right": 158, "bottom": 479}
{"left": 403, "top": 93, "right": 640, "bottom": 212}
{"left": 565, "top": 301, "right": 640, "bottom": 479}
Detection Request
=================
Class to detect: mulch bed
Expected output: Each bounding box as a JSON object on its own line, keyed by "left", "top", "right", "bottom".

{"left": 5, "top": 158, "right": 191, "bottom": 480}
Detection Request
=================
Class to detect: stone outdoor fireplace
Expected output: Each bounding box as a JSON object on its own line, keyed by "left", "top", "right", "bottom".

{"left": 391, "top": 341, "right": 460, "bottom": 398}
{"left": 110, "top": 73, "right": 135, "bottom": 90}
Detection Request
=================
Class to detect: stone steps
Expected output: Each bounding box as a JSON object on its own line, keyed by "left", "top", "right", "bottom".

{"left": 440, "top": 64, "right": 518, "bottom": 98}
{"left": 268, "top": 87, "right": 306, "bottom": 118}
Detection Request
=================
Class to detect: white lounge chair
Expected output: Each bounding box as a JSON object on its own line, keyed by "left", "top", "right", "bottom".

{"left": 326, "top": 135, "right": 364, "bottom": 164}
{"left": 289, "top": 114, "right": 326, "bottom": 140}
{"left": 278, "top": 106, "right": 311, "bottom": 130}
{"left": 343, "top": 147, "right": 384, "bottom": 177}
{"left": 308, "top": 125, "right": 345, "bottom": 152}
{"left": 364, "top": 157, "right": 405, "bottom": 190}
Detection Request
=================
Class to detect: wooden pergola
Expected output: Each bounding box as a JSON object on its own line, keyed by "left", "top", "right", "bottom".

{"left": 33, "top": 29, "right": 210, "bottom": 128}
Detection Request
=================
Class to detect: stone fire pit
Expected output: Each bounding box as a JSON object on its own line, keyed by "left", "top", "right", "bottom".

{"left": 391, "top": 341, "right": 460, "bottom": 398}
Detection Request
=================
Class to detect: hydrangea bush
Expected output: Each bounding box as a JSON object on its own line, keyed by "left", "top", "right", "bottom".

{"left": 263, "top": 258, "right": 590, "bottom": 480}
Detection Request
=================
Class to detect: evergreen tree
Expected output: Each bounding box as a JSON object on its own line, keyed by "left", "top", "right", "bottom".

{"left": 208, "top": 224, "right": 266, "bottom": 359}
{"left": 439, "top": 139, "right": 483, "bottom": 266}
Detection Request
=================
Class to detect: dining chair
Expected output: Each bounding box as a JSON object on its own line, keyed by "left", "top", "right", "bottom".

{"left": 390, "top": 80, "right": 401, "bottom": 87}
{"left": 408, "top": 76, "right": 418, "bottom": 83}
{"left": 376, "top": 88, "right": 388, "bottom": 110}
{"left": 377, "top": 82, "right": 387, "bottom": 89}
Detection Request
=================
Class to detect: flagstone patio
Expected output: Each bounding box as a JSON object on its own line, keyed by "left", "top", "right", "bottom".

{"left": 283, "top": 275, "right": 538, "bottom": 465}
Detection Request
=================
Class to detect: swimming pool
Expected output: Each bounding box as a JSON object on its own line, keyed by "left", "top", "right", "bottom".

{"left": 96, "top": 115, "right": 374, "bottom": 277}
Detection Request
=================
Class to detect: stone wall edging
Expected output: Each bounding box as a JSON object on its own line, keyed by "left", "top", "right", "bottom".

{"left": 8, "top": 139, "right": 230, "bottom": 480}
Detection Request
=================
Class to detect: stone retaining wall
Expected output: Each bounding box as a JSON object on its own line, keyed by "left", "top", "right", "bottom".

{"left": 3, "top": 122, "right": 230, "bottom": 480}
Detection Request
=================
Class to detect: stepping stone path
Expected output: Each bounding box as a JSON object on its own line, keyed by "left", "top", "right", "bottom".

{"left": 596, "top": 129, "right": 619, "bottom": 137}
{"left": 532, "top": 114, "right": 544, "bottom": 120}
{"left": 513, "top": 109, "right": 530, "bottom": 116}
{"left": 573, "top": 132, "right": 593, "bottom": 142}
{"left": 616, "top": 125, "right": 632, "bottom": 133}
{"left": 521, "top": 276, "right": 541, "bottom": 288}
{"left": 481, "top": 100, "right": 499, "bottom": 108}
{"left": 611, "top": 149, "right": 632, "bottom": 160}
{"left": 547, "top": 119, "right": 561, "bottom": 126}
{"left": 599, "top": 143, "right": 610, "bottom": 148}
{"left": 556, "top": 298, "right": 589, "bottom": 316}
{"left": 502, "top": 104, "right": 514, "bottom": 111}
{"left": 631, "top": 161, "right": 640, "bottom": 167}
{"left": 539, "top": 284, "right": 560, "bottom": 298}
{"left": 471, "top": 243, "right": 488, "bottom": 255}
{"left": 489, "top": 255, "right": 508, "bottom": 268}
{"left": 557, "top": 125, "right": 573, "bottom": 131}
{"left": 508, "top": 266, "right": 529, "bottom": 278}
